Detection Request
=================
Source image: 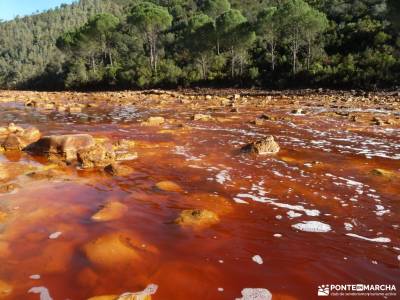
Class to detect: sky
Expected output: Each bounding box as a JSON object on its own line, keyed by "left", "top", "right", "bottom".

{"left": 0, "top": 0, "right": 75, "bottom": 21}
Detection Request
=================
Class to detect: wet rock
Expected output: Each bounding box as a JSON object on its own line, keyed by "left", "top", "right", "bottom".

{"left": 0, "top": 183, "right": 19, "bottom": 194}
{"left": 104, "top": 164, "right": 134, "bottom": 176}
{"left": 82, "top": 232, "right": 157, "bottom": 269}
{"left": 1, "top": 134, "right": 24, "bottom": 151}
{"left": 88, "top": 284, "right": 158, "bottom": 300}
{"left": 155, "top": 181, "right": 183, "bottom": 192}
{"left": 141, "top": 116, "right": 165, "bottom": 126}
{"left": 253, "top": 115, "right": 276, "bottom": 125}
{"left": 115, "top": 151, "right": 138, "bottom": 161}
{"left": 68, "top": 106, "right": 82, "bottom": 113}
{"left": 370, "top": 168, "right": 396, "bottom": 178}
{"left": 193, "top": 114, "right": 212, "bottom": 121}
{"left": 186, "top": 193, "right": 233, "bottom": 216}
{"left": 91, "top": 201, "right": 128, "bottom": 222}
{"left": 77, "top": 143, "right": 115, "bottom": 168}
{"left": 26, "top": 134, "right": 95, "bottom": 162}
{"left": 372, "top": 116, "right": 384, "bottom": 125}
{"left": 0, "top": 280, "right": 12, "bottom": 297}
{"left": 175, "top": 209, "right": 219, "bottom": 228}
{"left": 0, "top": 125, "right": 41, "bottom": 151}
{"left": 241, "top": 136, "right": 280, "bottom": 155}
{"left": 0, "top": 210, "right": 8, "bottom": 223}
{"left": 26, "top": 168, "right": 63, "bottom": 180}
{"left": 291, "top": 108, "right": 304, "bottom": 115}
{"left": 114, "top": 139, "right": 136, "bottom": 150}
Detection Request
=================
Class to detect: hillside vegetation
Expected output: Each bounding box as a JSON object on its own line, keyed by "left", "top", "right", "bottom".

{"left": 0, "top": 0, "right": 399, "bottom": 90}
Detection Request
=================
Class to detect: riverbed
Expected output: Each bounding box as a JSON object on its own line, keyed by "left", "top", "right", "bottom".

{"left": 0, "top": 90, "right": 399, "bottom": 300}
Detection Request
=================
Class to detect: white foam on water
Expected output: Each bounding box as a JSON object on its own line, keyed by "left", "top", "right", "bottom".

{"left": 216, "top": 170, "right": 231, "bottom": 185}
{"left": 287, "top": 210, "right": 302, "bottom": 218}
{"left": 252, "top": 255, "right": 263, "bottom": 265}
{"left": 292, "top": 221, "right": 332, "bottom": 233}
{"left": 218, "top": 287, "right": 224, "bottom": 292}
{"left": 344, "top": 223, "right": 353, "bottom": 231}
{"left": 273, "top": 233, "right": 282, "bottom": 238}
{"left": 29, "top": 275, "right": 41, "bottom": 280}
{"left": 346, "top": 233, "right": 391, "bottom": 243}
{"left": 233, "top": 198, "right": 249, "bottom": 204}
{"left": 48, "top": 232, "right": 62, "bottom": 240}
{"left": 235, "top": 193, "right": 320, "bottom": 216}
{"left": 236, "top": 288, "right": 272, "bottom": 300}
{"left": 173, "top": 146, "right": 201, "bottom": 161}
{"left": 28, "top": 287, "right": 53, "bottom": 300}
{"left": 119, "top": 284, "right": 158, "bottom": 299}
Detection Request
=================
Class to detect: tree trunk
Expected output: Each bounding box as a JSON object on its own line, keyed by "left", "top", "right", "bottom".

{"left": 109, "top": 51, "right": 113, "bottom": 67}
{"left": 231, "top": 48, "right": 235, "bottom": 78}
{"left": 91, "top": 55, "right": 96, "bottom": 72}
{"left": 307, "top": 39, "right": 311, "bottom": 70}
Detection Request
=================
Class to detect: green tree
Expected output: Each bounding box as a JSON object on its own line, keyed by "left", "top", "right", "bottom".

{"left": 128, "top": 2, "right": 173, "bottom": 75}
{"left": 185, "top": 13, "right": 215, "bottom": 79}
{"left": 388, "top": 0, "right": 400, "bottom": 31}
{"left": 256, "top": 7, "right": 280, "bottom": 70}
{"left": 201, "top": 0, "right": 231, "bottom": 19}
{"left": 216, "top": 9, "right": 255, "bottom": 77}
{"left": 278, "top": 0, "right": 328, "bottom": 74}
{"left": 303, "top": 9, "right": 328, "bottom": 69}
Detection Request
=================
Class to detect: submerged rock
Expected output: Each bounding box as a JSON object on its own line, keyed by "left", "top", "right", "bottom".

{"left": 141, "top": 116, "right": 165, "bottom": 126}
{"left": 0, "top": 183, "right": 19, "bottom": 194}
{"left": 0, "top": 210, "right": 8, "bottom": 223}
{"left": 241, "top": 136, "right": 280, "bottom": 155}
{"left": 91, "top": 201, "right": 128, "bottom": 222}
{"left": 370, "top": 168, "right": 396, "bottom": 178}
{"left": 175, "top": 209, "right": 219, "bottom": 228}
{"left": 104, "top": 164, "right": 134, "bottom": 177}
{"left": 115, "top": 151, "right": 138, "bottom": 161}
{"left": 82, "top": 232, "right": 157, "bottom": 269}
{"left": 193, "top": 114, "right": 212, "bottom": 121}
{"left": 155, "top": 181, "right": 183, "bottom": 193}
{"left": 0, "top": 279, "right": 12, "bottom": 297}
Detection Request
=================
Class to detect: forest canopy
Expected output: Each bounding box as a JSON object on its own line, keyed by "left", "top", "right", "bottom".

{"left": 0, "top": 0, "right": 399, "bottom": 90}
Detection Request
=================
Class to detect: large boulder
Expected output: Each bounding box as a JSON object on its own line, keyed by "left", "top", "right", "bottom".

{"left": 26, "top": 134, "right": 95, "bottom": 162}
{"left": 241, "top": 136, "right": 280, "bottom": 155}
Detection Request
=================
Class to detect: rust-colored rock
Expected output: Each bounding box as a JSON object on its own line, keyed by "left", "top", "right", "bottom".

{"left": 241, "top": 136, "right": 280, "bottom": 155}
{"left": 155, "top": 181, "right": 183, "bottom": 192}
{"left": 91, "top": 201, "right": 128, "bottom": 222}
{"left": 104, "top": 164, "right": 134, "bottom": 176}
{"left": 26, "top": 134, "right": 95, "bottom": 162}
{"left": 175, "top": 209, "right": 219, "bottom": 228}
{"left": 77, "top": 143, "right": 115, "bottom": 168}
{"left": 82, "top": 232, "right": 158, "bottom": 269}
{"left": 0, "top": 280, "right": 12, "bottom": 297}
